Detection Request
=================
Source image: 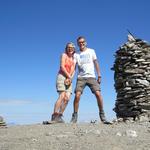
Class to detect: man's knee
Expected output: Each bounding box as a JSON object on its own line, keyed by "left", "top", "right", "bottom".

{"left": 75, "top": 92, "right": 81, "bottom": 102}
{"left": 95, "top": 90, "right": 101, "bottom": 97}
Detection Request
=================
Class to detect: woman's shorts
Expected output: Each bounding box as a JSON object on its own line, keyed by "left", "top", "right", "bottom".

{"left": 56, "top": 74, "right": 72, "bottom": 94}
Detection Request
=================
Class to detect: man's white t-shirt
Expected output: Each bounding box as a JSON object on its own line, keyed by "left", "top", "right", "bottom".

{"left": 74, "top": 48, "right": 97, "bottom": 78}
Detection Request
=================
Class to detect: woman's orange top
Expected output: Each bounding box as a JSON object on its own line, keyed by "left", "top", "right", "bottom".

{"left": 59, "top": 53, "right": 75, "bottom": 76}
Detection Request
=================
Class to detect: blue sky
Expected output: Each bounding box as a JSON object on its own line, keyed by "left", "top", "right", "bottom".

{"left": 0, "top": 0, "right": 150, "bottom": 124}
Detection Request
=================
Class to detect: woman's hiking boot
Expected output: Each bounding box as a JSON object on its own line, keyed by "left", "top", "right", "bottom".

{"left": 51, "top": 113, "right": 64, "bottom": 123}
{"left": 70, "top": 112, "right": 78, "bottom": 123}
{"left": 58, "top": 114, "right": 65, "bottom": 123}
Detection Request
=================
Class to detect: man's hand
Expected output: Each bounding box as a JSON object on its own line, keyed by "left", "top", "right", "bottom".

{"left": 97, "top": 76, "right": 101, "bottom": 84}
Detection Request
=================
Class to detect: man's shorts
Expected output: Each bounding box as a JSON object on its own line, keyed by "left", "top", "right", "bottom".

{"left": 75, "top": 77, "right": 100, "bottom": 94}
{"left": 56, "top": 74, "right": 72, "bottom": 94}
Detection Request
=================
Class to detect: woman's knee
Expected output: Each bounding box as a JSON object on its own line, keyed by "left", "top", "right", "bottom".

{"left": 64, "top": 93, "right": 71, "bottom": 103}
{"left": 64, "top": 97, "right": 69, "bottom": 104}
{"left": 59, "top": 92, "right": 66, "bottom": 99}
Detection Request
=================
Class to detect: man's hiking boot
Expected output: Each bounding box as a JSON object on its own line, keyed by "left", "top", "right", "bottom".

{"left": 70, "top": 112, "right": 78, "bottom": 123}
{"left": 99, "top": 110, "right": 112, "bottom": 125}
{"left": 99, "top": 110, "right": 106, "bottom": 122}
{"left": 51, "top": 113, "right": 65, "bottom": 123}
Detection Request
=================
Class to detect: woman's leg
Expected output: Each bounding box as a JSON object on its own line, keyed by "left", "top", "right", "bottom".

{"left": 59, "top": 92, "right": 71, "bottom": 114}
{"left": 53, "top": 92, "right": 66, "bottom": 113}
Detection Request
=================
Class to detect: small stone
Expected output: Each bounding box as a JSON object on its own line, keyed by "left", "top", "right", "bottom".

{"left": 116, "top": 132, "right": 122, "bottom": 136}
{"left": 126, "top": 130, "right": 137, "bottom": 137}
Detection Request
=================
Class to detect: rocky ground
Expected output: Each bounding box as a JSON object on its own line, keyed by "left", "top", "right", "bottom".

{"left": 0, "top": 121, "right": 150, "bottom": 150}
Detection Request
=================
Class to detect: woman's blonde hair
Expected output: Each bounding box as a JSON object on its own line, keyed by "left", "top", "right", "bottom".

{"left": 65, "top": 42, "right": 76, "bottom": 54}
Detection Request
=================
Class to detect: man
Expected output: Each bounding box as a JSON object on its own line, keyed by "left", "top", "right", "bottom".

{"left": 71, "top": 36, "right": 109, "bottom": 124}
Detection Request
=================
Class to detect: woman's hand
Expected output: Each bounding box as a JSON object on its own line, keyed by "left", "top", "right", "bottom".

{"left": 64, "top": 78, "right": 72, "bottom": 86}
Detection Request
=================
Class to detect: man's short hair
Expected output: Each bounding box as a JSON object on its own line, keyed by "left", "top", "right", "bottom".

{"left": 77, "top": 36, "right": 86, "bottom": 42}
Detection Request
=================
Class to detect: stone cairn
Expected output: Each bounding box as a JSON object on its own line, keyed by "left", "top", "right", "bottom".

{"left": 0, "top": 116, "right": 6, "bottom": 127}
{"left": 112, "top": 34, "right": 150, "bottom": 122}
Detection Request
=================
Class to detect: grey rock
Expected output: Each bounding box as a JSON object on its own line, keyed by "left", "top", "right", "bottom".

{"left": 124, "top": 69, "right": 145, "bottom": 74}
{"left": 126, "top": 130, "right": 137, "bottom": 137}
{"left": 138, "top": 115, "right": 150, "bottom": 122}
{"left": 116, "top": 132, "right": 122, "bottom": 136}
{"left": 135, "top": 79, "right": 150, "bottom": 87}
{"left": 138, "top": 103, "right": 150, "bottom": 110}
{"left": 0, "top": 116, "right": 3, "bottom": 122}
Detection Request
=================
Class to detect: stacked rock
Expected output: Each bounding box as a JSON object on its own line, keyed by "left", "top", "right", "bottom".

{"left": 0, "top": 116, "right": 6, "bottom": 126}
{"left": 112, "top": 34, "right": 150, "bottom": 121}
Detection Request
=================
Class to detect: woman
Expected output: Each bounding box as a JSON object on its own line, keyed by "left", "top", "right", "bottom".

{"left": 51, "top": 42, "right": 76, "bottom": 123}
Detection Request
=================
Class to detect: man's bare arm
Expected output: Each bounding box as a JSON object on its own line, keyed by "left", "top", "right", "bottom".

{"left": 94, "top": 59, "right": 101, "bottom": 84}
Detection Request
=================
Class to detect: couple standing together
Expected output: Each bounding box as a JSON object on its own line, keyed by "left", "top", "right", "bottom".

{"left": 51, "top": 36, "right": 109, "bottom": 124}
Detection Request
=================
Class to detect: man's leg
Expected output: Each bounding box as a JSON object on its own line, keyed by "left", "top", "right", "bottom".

{"left": 74, "top": 91, "right": 82, "bottom": 113}
{"left": 70, "top": 91, "right": 81, "bottom": 123}
{"left": 95, "top": 91, "right": 108, "bottom": 123}
{"left": 95, "top": 91, "right": 104, "bottom": 111}
{"left": 87, "top": 78, "right": 106, "bottom": 122}
{"left": 71, "top": 78, "right": 85, "bottom": 123}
